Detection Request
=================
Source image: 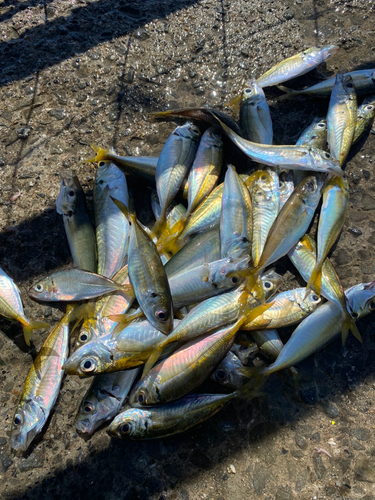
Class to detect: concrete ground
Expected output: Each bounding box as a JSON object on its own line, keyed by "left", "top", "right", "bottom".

{"left": 1, "top": 0, "right": 375, "bottom": 499}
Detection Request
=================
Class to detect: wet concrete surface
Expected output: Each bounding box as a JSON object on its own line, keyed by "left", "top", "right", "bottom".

{"left": 1, "top": 0, "right": 375, "bottom": 499}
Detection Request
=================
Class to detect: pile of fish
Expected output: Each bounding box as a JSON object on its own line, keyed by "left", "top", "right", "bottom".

{"left": 2, "top": 45, "right": 375, "bottom": 450}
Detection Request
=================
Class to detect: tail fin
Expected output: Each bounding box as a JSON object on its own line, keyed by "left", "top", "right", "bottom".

{"left": 235, "top": 375, "right": 266, "bottom": 400}
{"left": 223, "top": 93, "right": 242, "bottom": 114}
{"left": 341, "top": 311, "right": 362, "bottom": 345}
{"left": 305, "top": 262, "right": 323, "bottom": 297}
{"left": 22, "top": 320, "right": 49, "bottom": 346}
{"left": 109, "top": 310, "right": 145, "bottom": 337}
{"left": 239, "top": 365, "right": 269, "bottom": 378}
{"left": 84, "top": 144, "right": 113, "bottom": 164}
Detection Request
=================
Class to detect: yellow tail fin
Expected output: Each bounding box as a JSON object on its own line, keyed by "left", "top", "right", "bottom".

{"left": 22, "top": 320, "right": 49, "bottom": 346}
{"left": 141, "top": 339, "right": 166, "bottom": 379}
{"left": 84, "top": 144, "right": 113, "bottom": 164}
{"left": 341, "top": 311, "right": 362, "bottom": 345}
{"left": 305, "top": 262, "right": 323, "bottom": 297}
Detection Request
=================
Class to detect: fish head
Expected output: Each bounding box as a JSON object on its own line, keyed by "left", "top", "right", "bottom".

{"left": 302, "top": 45, "right": 339, "bottom": 65}
{"left": 177, "top": 122, "right": 201, "bottom": 141}
{"left": 74, "top": 319, "right": 97, "bottom": 350}
{"left": 107, "top": 408, "right": 152, "bottom": 439}
{"left": 28, "top": 276, "right": 56, "bottom": 301}
{"left": 63, "top": 342, "right": 112, "bottom": 376}
{"left": 55, "top": 172, "right": 81, "bottom": 216}
{"left": 212, "top": 256, "right": 250, "bottom": 289}
{"left": 128, "top": 379, "right": 156, "bottom": 407}
{"left": 300, "top": 289, "right": 322, "bottom": 312}
{"left": 203, "top": 126, "right": 223, "bottom": 149}
{"left": 146, "top": 292, "right": 173, "bottom": 335}
{"left": 299, "top": 175, "right": 325, "bottom": 206}
{"left": 346, "top": 281, "right": 375, "bottom": 319}
{"left": 261, "top": 269, "right": 282, "bottom": 299}
{"left": 75, "top": 389, "right": 116, "bottom": 434}
{"left": 10, "top": 400, "right": 45, "bottom": 451}
{"left": 341, "top": 74, "right": 357, "bottom": 100}
{"left": 212, "top": 352, "right": 245, "bottom": 389}
{"left": 309, "top": 148, "right": 343, "bottom": 176}
{"left": 241, "top": 79, "right": 264, "bottom": 104}
{"left": 359, "top": 96, "right": 375, "bottom": 118}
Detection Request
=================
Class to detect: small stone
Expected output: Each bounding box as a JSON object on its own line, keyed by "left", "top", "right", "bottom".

{"left": 283, "top": 9, "right": 294, "bottom": 20}
{"left": 291, "top": 449, "right": 304, "bottom": 459}
{"left": 281, "top": 448, "right": 288, "bottom": 454}
{"left": 252, "top": 462, "right": 267, "bottom": 493}
{"left": 49, "top": 108, "right": 66, "bottom": 120}
{"left": 295, "top": 435, "right": 308, "bottom": 450}
{"left": 157, "top": 66, "right": 168, "bottom": 75}
{"left": 348, "top": 227, "right": 362, "bottom": 237}
{"left": 0, "top": 157, "right": 5, "bottom": 167}
{"left": 352, "top": 440, "right": 366, "bottom": 450}
{"left": 355, "top": 454, "right": 375, "bottom": 482}
{"left": 313, "top": 453, "right": 327, "bottom": 479}
{"left": 334, "top": 248, "right": 352, "bottom": 266}
{"left": 368, "top": 233, "right": 375, "bottom": 246}
{"left": 350, "top": 428, "right": 371, "bottom": 442}
{"left": 0, "top": 449, "right": 12, "bottom": 472}
{"left": 16, "top": 127, "right": 31, "bottom": 138}
{"left": 239, "top": 61, "right": 249, "bottom": 70}
{"left": 87, "top": 51, "right": 100, "bottom": 60}
{"left": 352, "top": 171, "right": 362, "bottom": 184}
{"left": 323, "top": 402, "right": 339, "bottom": 418}
{"left": 362, "top": 192, "right": 375, "bottom": 211}
{"left": 275, "top": 484, "right": 294, "bottom": 500}
{"left": 18, "top": 453, "right": 43, "bottom": 472}
{"left": 126, "top": 69, "right": 135, "bottom": 83}
{"left": 0, "top": 437, "right": 6, "bottom": 446}
{"left": 134, "top": 28, "right": 150, "bottom": 40}
{"left": 363, "top": 169, "right": 371, "bottom": 180}
{"left": 358, "top": 249, "right": 370, "bottom": 261}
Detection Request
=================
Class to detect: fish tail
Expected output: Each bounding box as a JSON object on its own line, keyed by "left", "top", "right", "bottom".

{"left": 342, "top": 311, "right": 362, "bottom": 345}
{"left": 305, "top": 262, "right": 323, "bottom": 297}
{"left": 223, "top": 93, "right": 242, "bottom": 114}
{"left": 288, "top": 367, "right": 309, "bottom": 387}
{"left": 234, "top": 375, "right": 266, "bottom": 400}
{"left": 242, "top": 301, "right": 274, "bottom": 325}
{"left": 239, "top": 365, "right": 268, "bottom": 378}
{"left": 110, "top": 196, "right": 134, "bottom": 222}
{"left": 119, "top": 283, "right": 135, "bottom": 298}
{"left": 150, "top": 215, "right": 167, "bottom": 241}
{"left": 84, "top": 144, "right": 113, "bottom": 164}
{"left": 22, "top": 320, "right": 49, "bottom": 346}
{"left": 141, "top": 341, "right": 165, "bottom": 379}
{"left": 251, "top": 275, "right": 266, "bottom": 304}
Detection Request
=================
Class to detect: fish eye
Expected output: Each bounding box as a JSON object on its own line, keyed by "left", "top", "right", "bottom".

{"left": 347, "top": 82, "right": 353, "bottom": 88}
{"left": 34, "top": 283, "right": 43, "bottom": 292}
{"left": 81, "top": 358, "right": 96, "bottom": 373}
{"left": 155, "top": 310, "right": 167, "bottom": 321}
{"left": 137, "top": 392, "right": 146, "bottom": 404}
{"left": 351, "top": 311, "right": 358, "bottom": 318}
{"left": 325, "top": 152, "right": 331, "bottom": 158}
{"left": 260, "top": 174, "right": 267, "bottom": 181}
{"left": 120, "top": 422, "right": 132, "bottom": 435}
{"left": 83, "top": 403, "right": 94, "bottom": 413}
{"left": 231, "top": 276, "right": 239, "bottom": 285}
{"left": 98, "top": 161, "right": 105, "bottom": 167}
{"left": 212, "top": 130, "right": 221, "bottom": 139}
{"left": 244, "top": 88, "right": 252, "bottom": 94}
{"left": 14, "top": 415, "right": 22, "bottom": 426}
{"left": 215, "top": 369, "right": 227, "bottom": 381}
{"left": 79, "top": 332, "right": 89, "bottom": 342}
{"left": 68, "top": 190, "right": 75, "bottom": 197}
{"left": 369, "top": 301, "right": 375, "bottom": 311}
{"left": 264, "top": 281, "right": 272, "bottom": 289}
{"left": 318, "top": 122, "right": 325, "bottom": 128}
{"left": 366, "top": 105, "right": 374, "bottom": 110}
{"left": 312, "top": 294, "right": 319, "bottom": 302}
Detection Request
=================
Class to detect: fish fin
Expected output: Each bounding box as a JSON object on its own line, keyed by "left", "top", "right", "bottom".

{"left": 235, "top": 375, "right": 266, "bottom": 400}
{"left": 288, "top": 367, "right": 309, "bottom": 387}
{"left": 83, "top": 144, "right": 111, "bottom": 164}
{"left": 239, "top": 365, "right": 268, "bottom": 378}
{"left": 305, "top": 262, "right": 323, "bottom": 297}
{"left": 110, "top": 196, "right": 135, "bottom": 223}
{"left": 341, "top": 312, "right": 362, "bottom": 345}
{"left": 22, "top": 320, "right": 49, "bottom": 346}
{"left": 150, "top": 215, "right": 167, "bottom": 241}
{"left": 223, "top": 93, "right": 242, "bottom": 114}
{"left": 118, "top": 283, "right": 135, "bottom": 298}
{"left": 141, "top": 341, "right": 165, "bottom": 379}
{"left": 108, "top": 315, "right": 132, "bottom": 337}
{"left": 243, "top": 301, "right": 274, "bottom": 325}
{"left": 251, "top": 276, "right": 266, "bottom": 304}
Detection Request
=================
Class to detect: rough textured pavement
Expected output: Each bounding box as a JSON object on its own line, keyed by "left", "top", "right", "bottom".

{"left": 1, "top": 0, "right": 375, "bottom": 499}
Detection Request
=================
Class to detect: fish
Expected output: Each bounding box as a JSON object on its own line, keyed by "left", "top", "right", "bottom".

{"left": 211, "top": 351, "right": 248, "bottom": 389}
{"left": 352, "top": 95, "right": 375, "bottom": 144}
{"left": 220, "top": 165, "right": 252, "bottom": 260}
{"left": 152, "top": 122, "right": 201, "bottom": 238}
{"left": 305, "top": 176, "right": 350, "bottom": 296}
{"left": 29, "top": 268, "right": 133, "bottom": 302}
{"left": 256, "top": 45, "right": 339, "bottom": 88}
{"left": 111, "top": 198, "right": 173, "bottom": 335}
{"left": 0, "top": 267, "right": 49, "bottom": 346}
{"left": 74, "top": 368, "right": 140, "bottom": 434}
{"left": 288, "top": 235, "right": 360, "bottom": 344}
{"left": 278, "top": 69, "right": 375, "bottom": 96}
{"left": 213, "top": 115, "right": 342, "bottom": 176}
{"left": 63, "top": 320, "right": 178, "bottom": 377}
{"left": 55, "top": 171, "right": 97, "bottom": 273}
{"left": 327, "top": 72, "right": 357, "bottom": 165}
{"left": 242, "top": 288, "right": 322, "bottom": 330}
{"left": 241, "top": 281, "right": 375, "bottom": 378}
{"left": 246, "top": 169, "right": 280, "bottom": 266}
{"left": 239, "top": 79, "right": 273, "bottom": 143}
{"left": 296, "top": 118, "right": 327, "bottom": 150}
{"left": 10, "top": 314, "right": 69, "bottom": 451}
{"left": 94, "top": 153, "right": 129, "bottom": 278}
{"left": 86, "top": 145, "right": 158, "bottom": 184}
{"left": 107, "top": 377, "right": 263, "bottom": 440}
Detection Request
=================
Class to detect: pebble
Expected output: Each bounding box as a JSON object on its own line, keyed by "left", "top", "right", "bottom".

{"left": 16, "top": 127, "right": 31, "bottom": 139}
{"left": 227, "top": 464, "right": 236, "bottom": 474}
{"left": 0, "top": 449, "right": 12, "bottom": 472}
{"left": 49, "top": 108, "right": 67, "bottom": 120}
{"left": 350, "top": 428, "right": 371, "bottom": 442}
{"left": 252, "top": 462, "right": 267, "bottom": 493}
{"left": 275, "top": 484, "right": 294, "bottom": 500}
{"left": 18, "top": 453, "right": 43, "bottom": 473}
{"left": 362, "top": 192, "right": 375, "bottom": 211}
{"left": 348, "top": 227, "right": 362, "bottom": 237}
{"left": 355, "top": 454, "right": 375, "bottom": 483}
{"left": 0, "top": 158, "right": 4, "bottom": 167}
{"left": 313, "top": 453, "right": 327, "bottom": 479}
{"left": 295, "top": 435, "right": 307, "bottom": 450}
{"left": 334, "top": 248, "right": 352, "bottom": 266}
{"left": 323, "top": 402, "right": 339, "bottom": 418}
{"left": 352, "top": 171, "right": 362, "bottom": 184}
